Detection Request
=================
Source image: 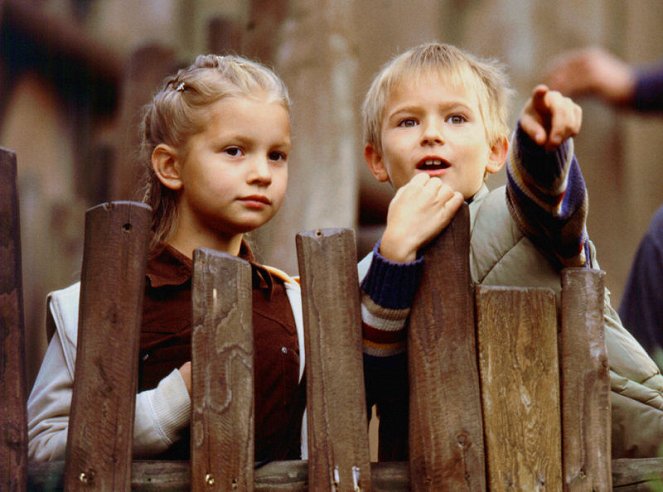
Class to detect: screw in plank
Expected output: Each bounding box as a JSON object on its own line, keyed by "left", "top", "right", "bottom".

{"left": 332, "top": 465, "right": 340, "bottom": 489}
{"left": 78, "top": 470, "right": 95, "bottom": 484}
{"left": 352, "top": 466, "right": 362, "bottom": 491}
{"left": 205, "top": 473, "right": 215, "bottom": 486}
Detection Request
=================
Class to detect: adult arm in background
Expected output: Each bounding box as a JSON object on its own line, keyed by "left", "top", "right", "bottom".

{"left": 546, "top": 46, "right": 663, "bottom": 112}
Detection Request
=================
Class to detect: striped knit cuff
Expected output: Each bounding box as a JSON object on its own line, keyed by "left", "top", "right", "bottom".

{"left": 360, "top": 241, "right": 424, "bottom": 310}
{"left": 361, "top": 294, "right": 408, "bottom": 357}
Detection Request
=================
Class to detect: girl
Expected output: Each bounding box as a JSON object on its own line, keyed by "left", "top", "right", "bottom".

{"left": 28, "top": 54, "right": 305, "bottom": 462}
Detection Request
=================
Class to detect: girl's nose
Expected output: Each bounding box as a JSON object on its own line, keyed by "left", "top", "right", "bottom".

{"left": 248, "top": 157, "right": 272, "bottom": 185}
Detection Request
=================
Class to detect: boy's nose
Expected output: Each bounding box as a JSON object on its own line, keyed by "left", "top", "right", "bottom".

{"left": 421, "top": 120, "right": 444, "bottom": 145}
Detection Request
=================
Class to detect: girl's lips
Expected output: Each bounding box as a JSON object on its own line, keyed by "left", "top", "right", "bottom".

{"left": 238, "top": 195, "right": 272, "bottom": 208}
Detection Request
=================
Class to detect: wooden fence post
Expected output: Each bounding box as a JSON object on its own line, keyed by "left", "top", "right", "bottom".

{"left": 0, "top": 147, "right": 28, "bottom": 492}
{"left": 560, "top": 268, "right": 611, "bottom": 491}
{"left": 63, "top": 201, "right": 150, "bottom": 491}
{"left": 296, "top": 228, "right": 372, "bottom": 491}
{"left": 191, "top": 249, "right": 254, "bottom": 491}
{"left": 406, "top": 204, "right": 485, "bottom": 491}
{"left": 476, "top": 286, "right": 562, "bottom": 491}
{"left": 110, "top": 45, "right": 177, "bottom": 200}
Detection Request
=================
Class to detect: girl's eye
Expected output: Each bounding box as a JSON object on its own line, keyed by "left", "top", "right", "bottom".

{"left": 447, "top": 114, "right": 467, "bottom": 124}
{"left": 398, "top": 118, "right": 418, "bottom": 128}
{"left": 268, "top": 151, "right": 287, "bottom": 162}
{"left": 224, "top": 146, "right": 243, "bottom": 157}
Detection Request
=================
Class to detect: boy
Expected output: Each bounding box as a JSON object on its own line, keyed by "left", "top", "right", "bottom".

{"left": 358, "top": 42, "right": 663, "bottom": 459}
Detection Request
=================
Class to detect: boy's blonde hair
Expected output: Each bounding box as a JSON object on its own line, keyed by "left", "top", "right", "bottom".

{"left": 139, "top": 54, "right": 290, "bottom": 250}
{"left": 362, "top": 42, "right": 514, "bottom": 153}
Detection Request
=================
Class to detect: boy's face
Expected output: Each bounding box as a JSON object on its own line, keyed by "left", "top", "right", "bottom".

{"left": 365, "top": 71, "right": 507, "bottom": 198}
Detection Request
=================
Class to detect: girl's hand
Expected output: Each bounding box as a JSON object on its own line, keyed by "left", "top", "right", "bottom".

{"left": 520, "top": 84, "right": 582, "bottom": 151}
{"left": 379, "top": 173, "right": 464, "bottom": 262}
{"left": 179, "top": 361, "right": 192, "bottom": 396}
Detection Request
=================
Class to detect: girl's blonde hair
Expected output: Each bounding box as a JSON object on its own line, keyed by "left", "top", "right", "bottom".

{"left": 139, "top": 54, "right": 290, "bottom": 250}
{"left": 362, "top": 42, "right": 514, "bottom": 153}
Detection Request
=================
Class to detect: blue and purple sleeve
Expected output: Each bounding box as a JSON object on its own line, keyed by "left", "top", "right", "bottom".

{"left": 506, "top": 125, "right": 591, "bottom": 269}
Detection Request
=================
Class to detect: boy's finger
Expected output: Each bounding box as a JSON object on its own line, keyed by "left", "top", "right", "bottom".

{"left": 446, "top": 191, "right": 464, "bottom": 210}
{"left": 409, "top": 172, "right": 430, "bottom": 187}
{"left": 520, "top": 114, "right": 547, "bottom": 145}
{"left": 548, "top": 108, "right": 566, "bottom": 146}
{"left": 531, "top": 84, "right": 551, "bottom": 115}
{"left": 548, "top": 99, "right": 582, "bottom": 147}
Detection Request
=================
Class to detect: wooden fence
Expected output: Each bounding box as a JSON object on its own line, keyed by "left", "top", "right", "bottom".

{"left": 2, "top": 146, "right": 663, "bottom": 490}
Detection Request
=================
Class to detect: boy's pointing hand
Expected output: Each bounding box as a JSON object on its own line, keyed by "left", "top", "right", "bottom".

{"left": 379, "top": 173, "right": 464, "bottom": 263}
{"left": 520, "top": 84, "right": 582, "bottom": 151}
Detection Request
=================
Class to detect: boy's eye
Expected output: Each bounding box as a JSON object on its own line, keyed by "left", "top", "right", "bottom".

{"left": 447, "top": 114, "right": 467, "bottom": 124}
{"left": 224, "top": 146, "right": 243, "bottom": 157}
{"left": 268, "top": 151, "right": 287, "bottom": 162}
{"left": 398, "top": 118, "right": 418, "bottom": 128}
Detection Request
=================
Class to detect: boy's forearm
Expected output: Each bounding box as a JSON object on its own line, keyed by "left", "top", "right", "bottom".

{"left": 360, "top": 244, "right": 423, "bottom": 358}
{"left": 506, "top": 125, "right": 589, "bottom": 268}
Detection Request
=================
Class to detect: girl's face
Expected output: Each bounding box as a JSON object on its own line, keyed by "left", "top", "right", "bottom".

{"left": 175, "top": 94, "right": 290, "bottom": 246}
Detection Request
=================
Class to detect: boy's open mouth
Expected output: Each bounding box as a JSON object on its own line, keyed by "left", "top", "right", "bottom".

{"left": 416, "top": 158, "right": 450, "bottom": 171}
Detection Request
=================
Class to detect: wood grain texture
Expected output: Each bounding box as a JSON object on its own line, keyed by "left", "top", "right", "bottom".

{"left": 191, "top": 249, "right": 254, "bottom": 491}
{"left": 560, "top": 268, "right": 611, "bottom": 491}
{"left": 406, "top": 204, "right": 485, "bottom": 491}
{"left": 27, "top": 457, "right": 663, "bottom": 490}
{"left": 476, "top": 285, "right": 561, "bottom": 492}
{"left": 0, "top": 147, "right": 28, "bottom": 492}
{"left": 296, "top": 228, "right": 372, "bottom": 491}
{"left": 63, "top": 201, "right": 150, "bottom": 491}
{"left": 29, "top": 459, "right": 412, "bottom": 490}
{"left": 111, "top": 46, "right": 177, "bottom": 200}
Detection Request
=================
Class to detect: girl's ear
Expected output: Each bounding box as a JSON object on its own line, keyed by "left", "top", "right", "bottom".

{"left": 485, "top": 135, "right": 509, "bottom": 175}
{"left": 364, "top": 143, "right": 390, "bottom": 183}
{"left": 152, "top": 144, "right": 183, "bottom": 191}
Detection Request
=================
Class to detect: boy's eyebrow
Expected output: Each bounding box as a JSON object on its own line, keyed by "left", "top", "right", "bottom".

{"left": 387, "top": 100, "right": 476, "bottom": 118}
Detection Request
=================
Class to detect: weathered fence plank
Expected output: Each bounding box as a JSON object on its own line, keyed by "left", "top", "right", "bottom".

{"left": 0, "top": 147, "right": 28, "bottom": 492}
{"left": 476, "top": 286, "right": 562, "bottom": 492}
{"left": 560, "top": 268, "right": 611, "bottom": 491}
{"left": 296, "top": 228, "right": 372, "bottom": 491}
{"left": 29, "top": 460, "right": 413, "bottom": 490}
{"left": 63, "top": 201, "right": 150, "bottom": 490}
{"left": 407, "top": 204, "right": 485, "bottom": 491}
{"left": 27, "top": 457, "right": 663, "bottom": 490}
{"left": 191, "top": 249, "right": 254, "bottom": 491}
{"left": 111, "top": 45, "right": 177, "bottom": 200}
{"left": 612, "top": 457, "right": 663, "bottom": 489}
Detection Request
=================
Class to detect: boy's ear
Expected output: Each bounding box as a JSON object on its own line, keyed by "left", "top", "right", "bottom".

{"left": 151, "top": 144, "right": 183, "bottom": 191}
{"left": 485, "top": 135, "right": 509, "bottom": 175}
{"left": 364, "top": 143, "right": 390, "bottom": 183}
